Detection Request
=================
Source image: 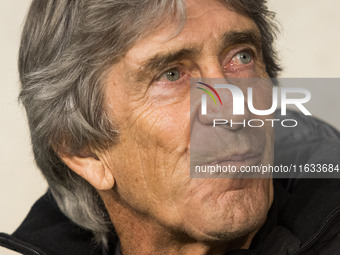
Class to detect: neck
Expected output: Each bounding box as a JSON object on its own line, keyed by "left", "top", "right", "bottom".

{"left": 100, "top": 191, "right": 256, "bottom": 255}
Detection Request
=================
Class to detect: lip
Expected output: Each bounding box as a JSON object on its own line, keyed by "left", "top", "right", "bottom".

{"left": 206, "top": 152, "right": 263, "bottom": 167}
{"left": 190, "top": 151, "right": 265, "bottom": 178}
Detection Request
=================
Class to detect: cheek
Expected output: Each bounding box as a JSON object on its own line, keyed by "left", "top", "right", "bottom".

{"left": 251, "top": 81, "right": 275, "bottom": 165}
{"left": 104, "top": 96, "right": 191, "bottom": 212}
{"left": 247, "top": 80, "right": 274, "bottom": 112}
{"left": 132, "top": 97, "right": 191, "bottom": 153}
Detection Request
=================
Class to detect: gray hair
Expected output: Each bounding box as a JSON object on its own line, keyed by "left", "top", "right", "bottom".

{"left": 19, "top": 0, "right": 280, "bottom": 251}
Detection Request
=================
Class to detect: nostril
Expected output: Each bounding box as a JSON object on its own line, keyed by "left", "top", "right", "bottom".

{"left": 213, "top": 118, "right": 245, "bottom": 131}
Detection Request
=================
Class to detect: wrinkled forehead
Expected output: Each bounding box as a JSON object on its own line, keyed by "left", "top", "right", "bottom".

{"left": 124, "top": 0, "right": 258, "bottom": 66}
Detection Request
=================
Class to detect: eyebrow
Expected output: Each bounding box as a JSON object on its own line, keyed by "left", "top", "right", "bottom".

{"left": 220, "top": 29, "right": 262, "bottom": 53}
{"left": 135, "top": 48, "right": 200, "bottom": 83}
{"left": 134, "top": 29, "right": 262, "bottom": 83}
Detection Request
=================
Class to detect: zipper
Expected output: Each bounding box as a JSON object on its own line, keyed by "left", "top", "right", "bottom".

{"left": 0, "top": 234, "right": 47, "bottom": 255}
{"left": 289, "top": 206, "right": 340, "bottom": 255}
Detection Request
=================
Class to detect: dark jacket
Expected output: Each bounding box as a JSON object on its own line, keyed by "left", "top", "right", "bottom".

{"left": 1, "top": 111, "right": 340, "bottom": 255}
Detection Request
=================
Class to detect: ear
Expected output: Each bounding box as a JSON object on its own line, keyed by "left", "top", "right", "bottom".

{"left": 59, "top": 153, "right": 115, "bottom": 191}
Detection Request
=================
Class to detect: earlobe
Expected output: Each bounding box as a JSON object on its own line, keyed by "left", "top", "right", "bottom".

{"left": 59, "top": 153, "right": 115, "bottom": 191}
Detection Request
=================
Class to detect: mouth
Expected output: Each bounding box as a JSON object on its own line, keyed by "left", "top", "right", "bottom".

{"left": 208, "top": 152, "right": 263, "bottom": 168}
{"left": 190, "top": 152, "right": 264, "bottom": 178}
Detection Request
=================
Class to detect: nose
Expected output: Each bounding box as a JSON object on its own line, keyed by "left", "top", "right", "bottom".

{"left": 195, "top": 62, "right": 251, "bottom": 131}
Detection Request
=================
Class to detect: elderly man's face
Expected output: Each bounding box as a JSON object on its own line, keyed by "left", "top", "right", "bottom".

{"left": 102, "top": 0, "right": 274, "bottom": 242}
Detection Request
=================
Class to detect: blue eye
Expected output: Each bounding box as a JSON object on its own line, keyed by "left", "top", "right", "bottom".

{"left": 164, "top": 68, "right": 180, "bottom": 81}
{"left": 237, "top": 51, "right": 253, "bottom": 64}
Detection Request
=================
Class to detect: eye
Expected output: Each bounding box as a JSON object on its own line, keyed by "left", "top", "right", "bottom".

{"left": 235, "top": 51, "right": 253, "bottom": 64}
{"left": 161, "top": 68, "right": 181, "bottom": 81}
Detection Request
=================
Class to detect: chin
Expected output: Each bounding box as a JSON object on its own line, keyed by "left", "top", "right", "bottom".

{"left": 176, "top": 178, "right": 273, "bottom": 242}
